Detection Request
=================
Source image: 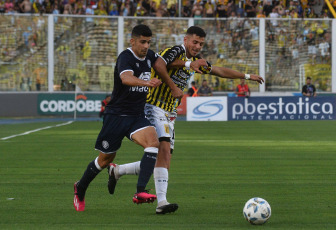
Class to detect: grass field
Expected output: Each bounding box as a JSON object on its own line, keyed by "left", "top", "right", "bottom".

{"left": 1, "top": 120, "right": 335, "bottom": 229}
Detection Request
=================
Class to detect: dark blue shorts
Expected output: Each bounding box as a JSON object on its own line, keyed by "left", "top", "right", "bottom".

{"left": 95, "top": 113, "right": 153, "bottom": 154}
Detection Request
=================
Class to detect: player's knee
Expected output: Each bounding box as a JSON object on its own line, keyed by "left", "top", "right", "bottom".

{"left": 98, "top": 153, "right": 115, "bottom": 168}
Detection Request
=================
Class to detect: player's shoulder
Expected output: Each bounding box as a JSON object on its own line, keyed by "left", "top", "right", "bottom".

{"left": 161, "top": 44, "right": 185, "bottom": 55}
{"left": 118, "top": 48, "right": 133, "bottom": 60}
{"left": 147, "top": 49, "right": 156, "bottom": 56}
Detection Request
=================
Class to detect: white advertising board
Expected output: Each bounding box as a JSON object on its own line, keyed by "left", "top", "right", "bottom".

{"left": 187, "top": 96, "right": 228, "bottom": 121}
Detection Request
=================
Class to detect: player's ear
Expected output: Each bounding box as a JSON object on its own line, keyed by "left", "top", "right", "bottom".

{"left": 130, "top": 38, "right": 135, "bottom": 46}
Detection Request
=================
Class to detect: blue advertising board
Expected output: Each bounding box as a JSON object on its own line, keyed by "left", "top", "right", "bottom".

{"left": 228, "top": 97, "right": 336, "bottom": 121}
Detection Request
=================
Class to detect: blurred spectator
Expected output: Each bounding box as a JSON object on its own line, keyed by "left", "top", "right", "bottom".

{"left": 149, "top": 0, "right": 157, "bottom": 16}
{"left": 204, "top": 0, "right": 215, "bottom": 17}
{"left": 74, "top": 0, "right": 85, "bottom": 14}
{"left": 263, "top": 0, "right": 273, "bottom": 17}
{"left": 216, "top": 0, "right": 228, "bottom": 18}
{"left": 168, "top": 3, "right": 177, "bottom": 17}
{"left": 108, "top": 0, "right": 119, "bottom": 15}
{"left": 99, "top": 95, "right": 111, "bottom": 118}
{"left": 135, "top": 0, "right": 147, "bottom": 16}
{"left": 121, "top": 0, "right": 133, "bottom": 16}
{"left": 256, "top": 7, "right": 265, "bottom": 17}
{"left": 0, "top": 0, "right": 5, "bottom": 13}
{"left": 182, "top": 1, "right": 192, "bottom": 17}
{"left": 269, "top": 7, "right": 279, "bottom": 27}
{"left": 187, "top": 81, "right": 198, "bottom": 97}
{"left": 192, "top": 0, "right": 203, "bottom": 17}
{"left": 43, "top": 0, "right": 53, "bottom": 14}
{"left": 96, "top": 3, "right": 108, "bottom": 15}
{"left": 20, "top": 0, "right": 32, "bottom": 13}
{"left": 318, "top": 36, "right": 330, "bottom": 63}
{"left": 156, "top": 2, "right": 168, "bottom": 17}
{"left": 85, "top": 3, "right": 95, "bottom": 22}
{"left": 245, "top": 0, "right": 256, "bottom": 17}
{"left": 198, "top": 79, "right": 213, "bottom": 96}
{"left": 235, "top": 78, "right": 250, "bottom": 97}
{"left": 4, "top": 0, "right": 13, "bottom": 12}
{"left": 32, "top": 0, "right": 43, "bottom": 13}
{"left": 302, "top": 77, "right": 316, "bottom": 97}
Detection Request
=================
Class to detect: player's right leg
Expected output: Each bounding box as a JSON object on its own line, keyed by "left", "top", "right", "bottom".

{"left": 154, "top": 141, "right": 178, "bottom": 214}
{"left": 145, "top": 104, "right": 178, "bottom": 214}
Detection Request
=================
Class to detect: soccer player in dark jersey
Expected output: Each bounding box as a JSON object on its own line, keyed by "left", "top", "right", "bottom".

{"left": 73, "top": 24, "right": 183, "bottom": 212}
{"left": 107, "top": 26, "right": 264, "bottom": 214}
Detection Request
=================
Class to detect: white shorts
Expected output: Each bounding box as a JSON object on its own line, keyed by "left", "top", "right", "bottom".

{"left": 144, "top": 103, "right": 176, "bottom": 149}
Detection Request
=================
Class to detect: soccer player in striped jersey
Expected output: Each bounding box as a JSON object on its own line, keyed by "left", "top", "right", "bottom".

{"left": 107, "top": 26, "right": 264, "bottom": 214}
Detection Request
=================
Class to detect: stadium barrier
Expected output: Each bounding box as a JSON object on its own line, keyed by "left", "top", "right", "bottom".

{"left": 2, "top": 92, "right": 334, "bottom": 121}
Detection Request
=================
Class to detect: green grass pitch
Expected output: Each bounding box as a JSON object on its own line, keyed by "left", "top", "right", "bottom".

{"left": 0, "top": 120, "right": 335, "bottom": 229}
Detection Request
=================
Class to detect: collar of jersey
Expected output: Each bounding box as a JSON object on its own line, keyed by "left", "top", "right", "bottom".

{"left": 128, "top": 48, "right": 146, "bottom": 61}
{"left": 181, "top": 44, "right": 192, "bottom": 61}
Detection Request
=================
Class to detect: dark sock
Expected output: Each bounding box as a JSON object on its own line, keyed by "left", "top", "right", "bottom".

{"left": 137, "top": 152, "right": 157, "bottom": 193}
{"left": 77, "top": 159, "right": 101, "bottom": 199}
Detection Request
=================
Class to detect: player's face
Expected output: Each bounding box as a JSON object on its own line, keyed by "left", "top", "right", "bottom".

{"left": 130, "top": 36, "right": 151, "bottom": 58}
{"left": 184, "top": 34, "right": 205, "bottom": 58}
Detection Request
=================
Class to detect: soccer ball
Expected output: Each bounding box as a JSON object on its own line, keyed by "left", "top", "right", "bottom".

{"left": 243, "top": 197, "right": 271, "bottom": 225}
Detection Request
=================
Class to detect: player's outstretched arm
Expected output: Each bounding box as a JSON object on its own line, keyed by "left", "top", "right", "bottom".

{"left": 211, "top": 66, "right": 264, "bottom": 84}
{"left": 120, "top": 71, "right": 161, "bottom": 87}
{"left": 153, "top": 58, "right": 183, "bottom": 99}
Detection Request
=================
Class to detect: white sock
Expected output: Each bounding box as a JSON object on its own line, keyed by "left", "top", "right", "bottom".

{"left": 118, "top": 161, "right": 141, "bottom": 177}
{"left": 154, "top": 167, "right": 169, "bottom": 204}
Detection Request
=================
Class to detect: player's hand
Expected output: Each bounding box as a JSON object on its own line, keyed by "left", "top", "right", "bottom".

{"left": 250, "top": 74, "right": 264, "bottom": 84}
{"left": 190, "top": 59, "right": 208, "bottom": 73}
{"left": 171, "top": 87, "right": 184, "bottom": 99}
{"left": 147, "top": 78, "right": 162, "bottom": 88}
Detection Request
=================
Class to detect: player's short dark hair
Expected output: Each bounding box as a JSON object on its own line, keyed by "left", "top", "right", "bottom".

{"left": 306, "top": 77, "right": 311, "bottom": 80}
{"left": 186, "top": 26, "right": 206, "bottom": 38}
{"left": 132, "top": 24, "right": 152, "bottom": 38}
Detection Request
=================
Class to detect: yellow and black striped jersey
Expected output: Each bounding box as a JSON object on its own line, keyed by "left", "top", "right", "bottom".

{"left": 146, "top": 44, "right": 212, "bottom": 112}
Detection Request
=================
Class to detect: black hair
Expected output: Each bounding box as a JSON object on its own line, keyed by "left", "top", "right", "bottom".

{"left": 186, "top": 26, "right": 206, "bottom": 38}
{"left": 131, "top": 24, "right": 152, "bottom": 38}
{"left": 306, "top": 77, "right": 311, "bottom": 80}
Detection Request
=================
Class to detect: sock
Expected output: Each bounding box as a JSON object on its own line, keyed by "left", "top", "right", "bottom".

{"left": 154, "top": 167, "right": 169, "bottom": 204}
{"left": 137, "top": 147, "right": 158, "bottom": 193}
{"left": 118, "top": 161, "right": 141, "bottom": 177}
{"left": 77, "top": 157, "right": 102, "bottom": 199}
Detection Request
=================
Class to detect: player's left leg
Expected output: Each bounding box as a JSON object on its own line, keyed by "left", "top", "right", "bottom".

{"left": 74, "top": 152, "right": 116, "bottom": 211}
{"left": 107, "top": 161, "right": 141, "bottom": 195}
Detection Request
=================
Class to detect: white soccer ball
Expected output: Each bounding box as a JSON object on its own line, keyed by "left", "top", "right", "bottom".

{"left": 243, "top": 197, "right": 271, "bottom": 225}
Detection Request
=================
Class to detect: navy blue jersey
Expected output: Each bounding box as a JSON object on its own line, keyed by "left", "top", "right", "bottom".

{"left": 105, "top": 48, "right": 158, "bottom": 115}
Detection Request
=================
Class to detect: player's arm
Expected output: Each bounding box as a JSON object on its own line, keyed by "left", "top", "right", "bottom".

{"left": 168, "top": 59, "right": 208, "bottom": 74}
{"left": 210, "top": 66, "right": 264, "bottom": 84}
{"left": 302, "top": 86, "right": 308, "bottom": 96}
{"left": 153, "top": 58, "right": 184, "bottom": 99}
{"left": 120, "top": 71, "right": 161, "bottom": 88}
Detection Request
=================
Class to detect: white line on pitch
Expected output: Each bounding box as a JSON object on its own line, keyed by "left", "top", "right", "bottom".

{"left": 1, "top": 121, "right": 74, "bottom": 141}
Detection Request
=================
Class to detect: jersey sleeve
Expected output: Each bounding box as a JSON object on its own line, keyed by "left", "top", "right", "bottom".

{"left": 159, "top": 45, "right": 185, "bottom": 65}
{"left": 117, "top": 51, "right": 134, "bottom": 76}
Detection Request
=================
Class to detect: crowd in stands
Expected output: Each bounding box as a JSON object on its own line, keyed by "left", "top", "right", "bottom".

{"left": 0, "top": 0, "right": 334, "bottom": 18}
